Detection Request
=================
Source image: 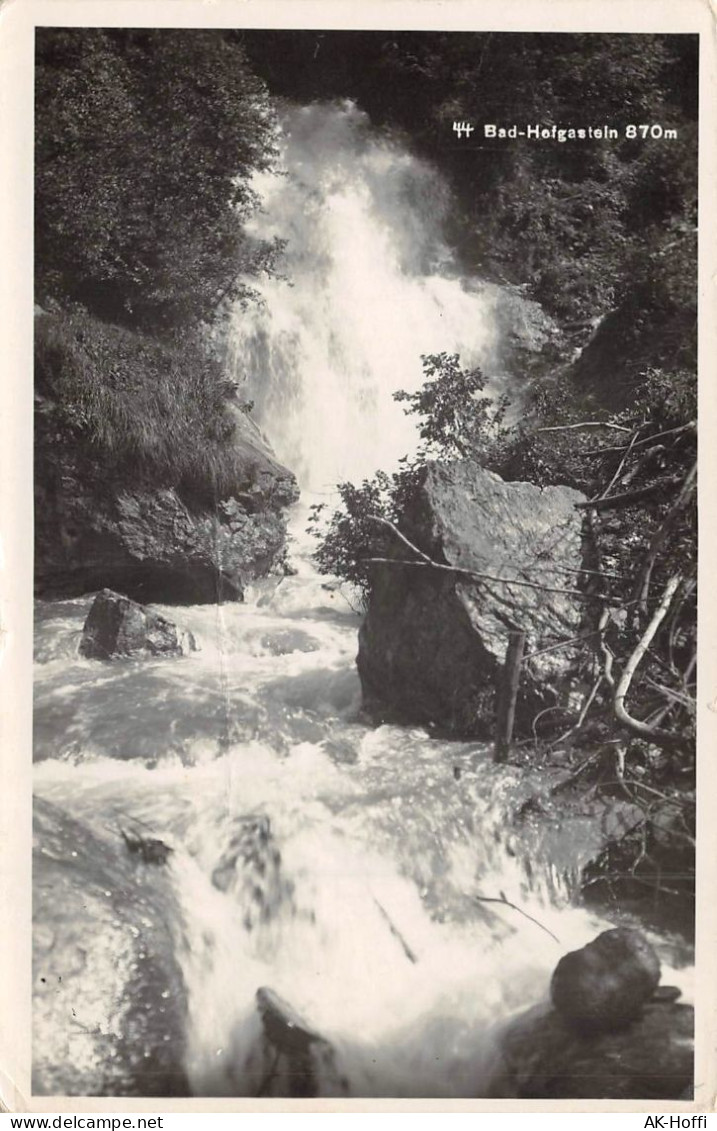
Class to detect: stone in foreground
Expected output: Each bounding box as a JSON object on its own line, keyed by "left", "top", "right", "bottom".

{"left": 79, "top": 588, "right": 197, "bottom": 659}
{"left": 550, "top": 927, "right": 661, "bottom": 1031}
{"left": 490, "top": 998, "right": 692, "bottom": 1099}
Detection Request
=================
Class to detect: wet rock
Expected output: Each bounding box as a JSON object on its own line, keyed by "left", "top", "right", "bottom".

{"left": 260, "top": 628, "right": 321, "bottom": 655}
{"left": 551, "top": 927, "right": 660, "bottom": 1031}
{"left": 255, "top": 987, "right": 348, "bottom": 1098}
{"left": 79, "top": 588, "right": 197, "bottom": 659}
{"left": 490, "top": 998, "right": 693, "bottom": 1099}
{"left": 33, "top": 798, "right": 188, "bottom": 1096}
{"left": 120, "top": 827, "right": 174, "bottom": 866}
{"left": 357, "top": 460, "right": 586, "bottom": 737}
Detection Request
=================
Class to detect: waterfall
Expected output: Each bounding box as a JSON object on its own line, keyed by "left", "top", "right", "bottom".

{"left": 228, "top": 101, "right": 504, "bottom": 491}
{"left": 32, "top": 100, "right": 693, "bottom": 1100}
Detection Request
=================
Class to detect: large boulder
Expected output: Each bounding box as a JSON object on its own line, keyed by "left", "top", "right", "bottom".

{"left": 550, "top": 928, "right": 661, "bottom": 1031}
{"left": 79, "top": 588, "right": 197, "bottom": 659}
{"left": 490, "top": 997, "right": 693, "bottom": 1099}
{"left": 488, "top": 925, "right": 692, "bottom": 1099}
{"left": 33, "top": 798, "right": 189, "bottom": 1096}
{"left": 35, "top": 441, "right": 298, "bottom": 603}
{"left": 357, "top": 460, "right": 587, "bottom": 737}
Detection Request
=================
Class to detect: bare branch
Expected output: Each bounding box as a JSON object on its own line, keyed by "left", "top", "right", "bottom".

{"left": 364, "top": 516, "right": 602, "bottom": 600}
{"left": 581, "top": 420, "right": 697, "bottom": 458}
{"left": 613, "top": 573, "right": 683, "bottom": 747}
{"left": 592, "top": 427, "right": 641, "bottom": 503}
{"left": 633, "top": 461, "right": 696, "bottom": 615}
{"left": 473, "top": 893, "right": 561, "bottom": 944}
{"left": 361, "top": 555, "right": 598, "bottom": 601}
{"left": 536, "top": 421, "right": 632, "bottom": 434}
{"left": 576, "top": 474, "right": 684, "bottom": 511}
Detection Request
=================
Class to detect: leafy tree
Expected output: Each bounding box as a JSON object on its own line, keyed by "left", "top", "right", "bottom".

{"left": 36, "top": 29, "right": 281, "bottom": 332}
{"left": 393, "top": 352, "right": 508, "bottom": 459}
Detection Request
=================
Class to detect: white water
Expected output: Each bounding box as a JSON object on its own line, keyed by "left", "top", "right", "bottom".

{"left": 33, "top": 512, "right": 693, "bottom": 1097}
{"left": 228, "top": 102, "right": 508, "bottom": 491}
{"left": 33, "top": 104, "right": 692, "bottom": 1097}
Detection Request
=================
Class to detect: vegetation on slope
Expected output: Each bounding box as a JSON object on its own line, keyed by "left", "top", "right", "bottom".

{"left": 36, "top": 29, "right": 282, "bottom": 333}
{"left": 35, "top": 30, "right": 286, "bottom": 511}
{"left": 35, "top": 308, "right": 257, "bottom": 507}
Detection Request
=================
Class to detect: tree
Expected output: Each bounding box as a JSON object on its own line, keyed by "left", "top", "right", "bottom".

{"left": 36, "top": 29, "right": 281, "bottom": 332}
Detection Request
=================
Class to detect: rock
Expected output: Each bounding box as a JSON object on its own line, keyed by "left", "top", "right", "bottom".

{"left": 490, "top": 998, "right": 693, "bottom": 1099}
{"left": 255, "top": 987, "right": 347, "bottom": 1098}
{"left": 357, "top": 460, "right": 586, "bottom": 737}
{"left": 35, "top": 463, "right": 298, "bottom": 603}
{"left": 34, "top": 313, "right": 299, "bottom": 604}
{"left": 550, "top": 928, "right": 661, "bottom": 1030}
{"left": 79, "top": 589, "right": 197, "bottom": 659}
{"left": 260, "top": 628, "right": 320, "bottom": 655}
{"left": 33, "top": 798, "right": 188, "bottom": 1096}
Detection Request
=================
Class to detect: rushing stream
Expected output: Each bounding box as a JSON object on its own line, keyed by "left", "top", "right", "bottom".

{"left": 33, "top": 101, "right": 693, "bottom": 1097}
{"left": 33, "top": 507, "right": 693, "bottom": 1097}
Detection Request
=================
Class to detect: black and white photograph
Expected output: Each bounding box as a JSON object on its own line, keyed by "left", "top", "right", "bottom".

{"left": 8, "top": 1, "right": 711, "bottom": 1108}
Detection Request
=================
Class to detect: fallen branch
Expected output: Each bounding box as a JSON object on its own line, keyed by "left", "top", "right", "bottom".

{"left": 581, "top": 420, "right": 697, "bottom": 459}
{"left": 614, "top": 573, "right": 683, "bottom": 747}
{"left": 373, "top": 898, "right": 418, "bottom": 963}
{"left": 592, "top": 427, "right": 641, "bottom": 503}
{"left": 362, "top": 554, "right": 602, "bottom": 600}
{"left": 536, "top": 421, "right": 631, "bottom": 434}
{"left": 473, "top": 892, "right": 561, "bottom": 944}
{"left": 364, "top": 513, "right": 604, "bottom": 602}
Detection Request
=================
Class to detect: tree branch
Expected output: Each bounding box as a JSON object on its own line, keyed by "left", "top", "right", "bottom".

{"left": 633, "top": 461, "right": 696, "bottom": 616}
{"left": 576, "top": 474, "right": 684, "bottom": 511}
{"left": 613, "top": 573, "right": 683, "bottom": 747}
{"left": 536, "top": 421, "right": 631, "bottom": 434}
{"left": 473, "top": 893, "right": 561, "bottom": 944}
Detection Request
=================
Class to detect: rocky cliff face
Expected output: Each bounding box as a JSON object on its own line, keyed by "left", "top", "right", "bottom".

{"left": 357, "top": 461, "right": 587, "bottom": 738}
{"left": 35, "top": 399, "right": 299, "bottom": 604}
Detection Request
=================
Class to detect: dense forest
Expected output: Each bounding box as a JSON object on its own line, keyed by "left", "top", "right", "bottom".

{"left": 35, "top": 29, "right": 698, "bottom": 926}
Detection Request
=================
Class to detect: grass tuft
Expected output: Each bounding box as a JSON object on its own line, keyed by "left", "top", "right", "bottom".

{"left": 35, "top": 308, "right": 255, "bottom": 506}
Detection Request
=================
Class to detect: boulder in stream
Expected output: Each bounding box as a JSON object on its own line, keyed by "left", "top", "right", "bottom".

{"left": 489, "top": 927, "right": 691, "bottom": 1099}
{"left": 33, "top": 798, "right": 189, "bottom": 1096}
{"left": 357, "top": 460, "right": 587, "bottom": 737}
{"left": 79, "top": 588, "right": 197, "bottom": 659}
{"left": 550, "top": 927, "right": 661, "bottom": 1031}
{"left": 491, "top": 997, "right": 693, "bottom": 1099}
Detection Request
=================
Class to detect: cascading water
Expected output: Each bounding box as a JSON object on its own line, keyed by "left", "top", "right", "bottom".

{"left": 33, "top": 102, "right": 692, "bottom": 1099}
{"left": 228, "top": 101, "right": 508, "bottom": 490}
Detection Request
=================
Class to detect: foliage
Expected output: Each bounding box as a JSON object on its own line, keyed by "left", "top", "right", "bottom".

{"left": 36, "top": 29, "right": 282, "bottom": 332}
{"left": 35, "top": 309, "right": 254, "bottom": 505}
{"left": 393, "top": 352, "right": 509, "bottom": 460}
